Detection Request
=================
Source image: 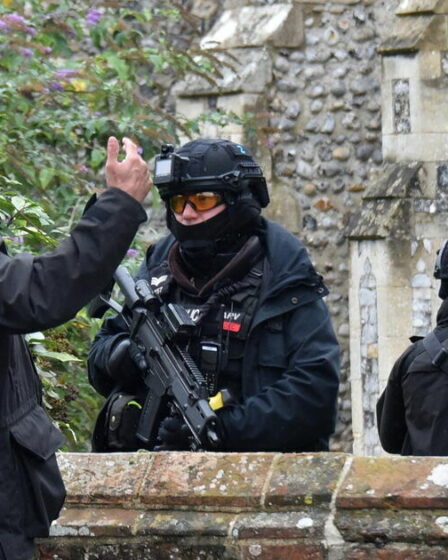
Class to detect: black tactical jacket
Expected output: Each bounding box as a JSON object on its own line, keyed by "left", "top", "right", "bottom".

{"left": 377, "top": 298, "right": 448, "bottom": 456}
{"left": 0, "top": 188, "right": 146, "bottom": 560}
{"left": 89, "top": 218, "right": 340, "bottom": 453}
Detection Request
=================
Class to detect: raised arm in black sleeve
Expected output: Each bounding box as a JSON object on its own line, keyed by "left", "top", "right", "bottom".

{"left": 0, "top": 188, "right": 146, "bottom": 335}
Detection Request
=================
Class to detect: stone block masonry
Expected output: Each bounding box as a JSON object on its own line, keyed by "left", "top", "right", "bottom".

{"left": 37, "top": 452, "right": 448, "bottom": 559}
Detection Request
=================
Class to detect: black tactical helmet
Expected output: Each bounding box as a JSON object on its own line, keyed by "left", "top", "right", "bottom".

{"left": 153, "top": 138, "right": 270, "bottom": 208}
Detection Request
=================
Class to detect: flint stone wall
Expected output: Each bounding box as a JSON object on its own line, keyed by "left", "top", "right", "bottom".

{"left": 37, "top": 451, "right": 448, "bottom": 559}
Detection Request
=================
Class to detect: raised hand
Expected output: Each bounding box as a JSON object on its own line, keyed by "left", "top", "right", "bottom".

{"left": 105, "top": 136, "right": 151, "bottom": 202}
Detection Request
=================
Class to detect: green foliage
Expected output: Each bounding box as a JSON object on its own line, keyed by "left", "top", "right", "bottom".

{"left": 0, "top": 0, "right": 241, "bottom": 448}
{"left": 0, "top": 187, "right": 63, "bottom": 247}
{"left": 0, "top": 0, "right": 228, "bottom": 223}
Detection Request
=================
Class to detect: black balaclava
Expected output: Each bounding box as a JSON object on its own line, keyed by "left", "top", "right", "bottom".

{"left": 168, "top": 190, "right": 262, "bottom": 276}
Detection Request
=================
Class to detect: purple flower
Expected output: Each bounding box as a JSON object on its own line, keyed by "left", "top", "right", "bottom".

{"left": 54, "top": 68, "right": 77, "bottom": 79}
{"left": 48, "top": 81, "right": 64, "bottom": 91}
{"left": 126, "top": 249, "right": 138, "bottom": 258}
{"left": 137, "top": 147, "right": 143, "bottom": 155}
{"left": 3, "top": 13, "right": 26, "bottom": 25}
{"left": 18, "top": 47, "right": 34, "bottom": 57}
{"left": 43, "top": 46, "right": 52, "bottom": 54}
{"left": 0, "top": 13, "right": 36, "bottom": 36}
{"left": 86, "top": 9, "right": 101, "bottom": 26}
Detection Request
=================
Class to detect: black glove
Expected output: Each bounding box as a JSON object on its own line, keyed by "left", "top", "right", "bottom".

{"left": 106, "top": 337, "right": 146, "bottom": 387}
{"left": 154, "top": 412, "right": 192, "bottom": 451}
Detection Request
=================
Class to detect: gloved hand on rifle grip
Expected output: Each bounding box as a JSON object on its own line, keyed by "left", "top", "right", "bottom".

{"left": 106, "top": 336, "right": 147, "bottom": 387}
{"left": 154, "top": 412, "right": 192, "bottom": 451}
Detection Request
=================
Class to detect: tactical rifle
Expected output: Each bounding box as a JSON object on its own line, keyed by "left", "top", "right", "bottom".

{"left": 90, "top": 265, "right": 221, "bottom": 450}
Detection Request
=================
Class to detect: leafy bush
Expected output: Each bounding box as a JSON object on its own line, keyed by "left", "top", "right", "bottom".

{"left": 0, "top": 0, "right": 238, "bottom": 449}
{"left": 0, "top": 0, "right": 225, "bottom": 220}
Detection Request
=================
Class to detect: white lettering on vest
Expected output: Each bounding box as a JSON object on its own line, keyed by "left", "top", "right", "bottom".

{"left": 185, "top": 308, "right": 201, "bottom": 323}
{"left": 224, "top": 311, "right": 242, "bottom": 322}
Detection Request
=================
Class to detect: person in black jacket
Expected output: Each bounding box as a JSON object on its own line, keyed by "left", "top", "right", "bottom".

{"left": 377, "top": 240, "right": 448, "bottom": 455}
{"left": 0, "top": 136, "right": 150, "bottom": 560}
{"left": 88, "top": 138, "right": 340, "bottom": 453}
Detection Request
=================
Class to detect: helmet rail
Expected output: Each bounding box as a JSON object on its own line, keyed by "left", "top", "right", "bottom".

{"left": 153, "top": 139, "right": 269, "bottom": 208}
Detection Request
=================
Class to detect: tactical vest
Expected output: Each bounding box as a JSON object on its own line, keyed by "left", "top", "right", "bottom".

{"left": 148, "top": 259, "right": 264, "bottom": 402}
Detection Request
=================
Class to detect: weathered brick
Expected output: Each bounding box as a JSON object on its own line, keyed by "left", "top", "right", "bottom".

{"left": 342, "top": 544, "right": 448, "bottom": 559}
{"left": 39, "top": 540, "right": 232, "bottom": 559}
{"left": 49, "top": 507, "right": 146, "bottom": 538}
{"left": 139, "top": 452, "right": 274, "bottom": 509}
{"left": 336, "top": 508, "right": 448, "bottom": 544}
{"left": 337, "top": 456, "right": 448, "bottom": 508}
{"left": 57, "top": 452, "right": 152, "bottom": 505}
{"left": 136, "top": 511, "right": 235, "bottom": 537}
{"left": 265, "top": 453, "right": 348, "bottom": 508}
{"left": 231, "top": 511, "right": 326, "bottom": 540}
{"left": 238, "top": 542, "right": 325, "bottom": 560}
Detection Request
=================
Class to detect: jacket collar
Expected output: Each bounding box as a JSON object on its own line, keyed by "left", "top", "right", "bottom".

{"left": 143, "top": 220, "right": 326, "bottom": 301}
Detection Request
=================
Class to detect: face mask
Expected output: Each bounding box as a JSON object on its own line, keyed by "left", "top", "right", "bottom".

{"left": 168, "top": 206, "right": 232, "bottom": 243}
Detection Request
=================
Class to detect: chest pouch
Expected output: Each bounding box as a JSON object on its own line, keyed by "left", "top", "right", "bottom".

{"left": 105, "top": 392, "right": 145, "bottom": 451}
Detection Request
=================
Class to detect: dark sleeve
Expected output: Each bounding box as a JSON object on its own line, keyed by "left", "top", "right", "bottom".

{"left": 0, "top": 188, "right": 146, "bottom": 334}
{"left": 87, "top": 313, "right": 137, "bottom": 397}
{"left": 376, "top": 349, "right": 409, "bottom": 454}
{"left": 216, "top": 297, "right": 340, "bottom": 452}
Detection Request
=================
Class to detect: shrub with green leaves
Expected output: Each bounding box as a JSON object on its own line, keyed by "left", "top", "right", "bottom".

{"left": 0, "top": 0, "right": 228, "bottom": 220}
{"left": 0, "top": 0, "right": 238, "bottom": 449}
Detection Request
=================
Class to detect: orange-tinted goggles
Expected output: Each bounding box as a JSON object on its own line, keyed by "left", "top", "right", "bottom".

{"left": 169, "top": 191, "right": 223, "bottom": 214}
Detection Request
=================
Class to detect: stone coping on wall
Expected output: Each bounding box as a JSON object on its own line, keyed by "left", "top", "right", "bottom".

{"left": 37, "top": 452, "right": 448, "bottom": 559}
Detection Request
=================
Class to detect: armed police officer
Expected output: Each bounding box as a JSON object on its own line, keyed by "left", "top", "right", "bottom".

{"left": 88, "top": 138, "right": 340, "bottom": 453}
{"left": 0, "top": 136, "right": 150, "bottom": 560}
{"left": 377, "top": 240, "right": 448, "bottom": 456}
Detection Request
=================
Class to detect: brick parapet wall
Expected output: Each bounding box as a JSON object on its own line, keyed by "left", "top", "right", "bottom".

{"left": 37, "top": 452, "right": 448, "bottom": 559}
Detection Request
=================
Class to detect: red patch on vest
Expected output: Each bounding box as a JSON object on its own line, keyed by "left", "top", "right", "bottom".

{"left": 222, "top": 321, "right": 241, "bottom": 333}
